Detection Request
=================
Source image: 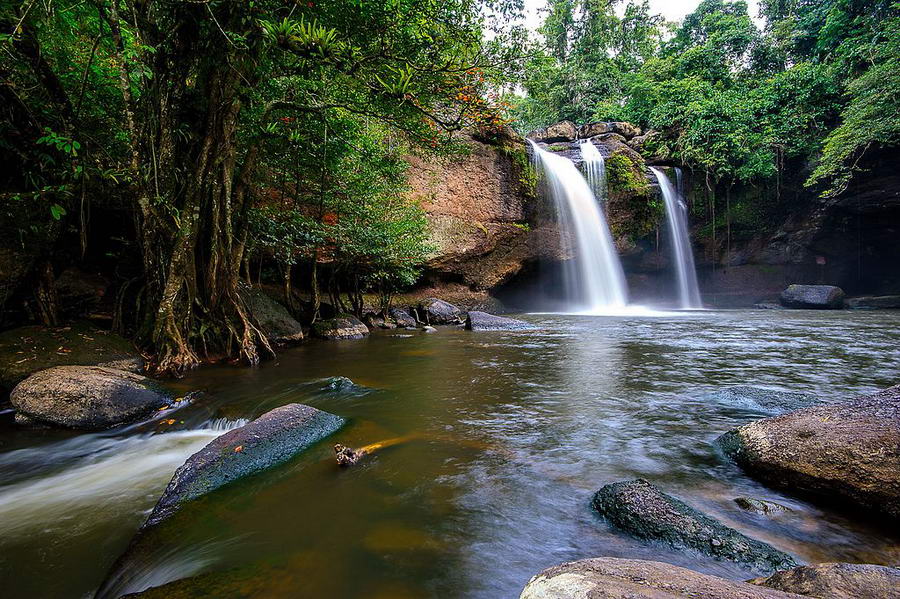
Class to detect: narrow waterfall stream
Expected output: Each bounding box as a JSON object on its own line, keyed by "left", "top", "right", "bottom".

{"left": 529, "top": 140, "right": 628, "bottom": 313}
{"left": 580, "top": 140, "right": 607, "bottom": 202}
{"left": 651, "top": 167, "right": 703, "bottom": 309}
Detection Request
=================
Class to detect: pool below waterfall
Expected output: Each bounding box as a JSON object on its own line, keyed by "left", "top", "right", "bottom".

{"left": 2, "top": 309, "right": 899, "bottom": 598}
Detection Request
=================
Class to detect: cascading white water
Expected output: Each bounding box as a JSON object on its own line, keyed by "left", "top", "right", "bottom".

{"left": 650, "top": 167, "right": 702, "bottom": 309}
{"left": 529, "top": 140, "right": 628, "bottom": 312}
{"left": 580, "top": 140, "right": 607, "bottom": 202}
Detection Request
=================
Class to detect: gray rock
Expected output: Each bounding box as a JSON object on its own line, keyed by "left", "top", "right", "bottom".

{"left": 750, "top": 562, "right": 900, "bottom": 598}
{"left": 465, "top": 311, "right": 533, "bottom": 331}
{"left": 754, "top": 302, "right": 784, "bottom": 310}
{"left": 389, "top": 307, "right": 417, "bottom": 328}
{"left": 311, "top": 316, "right": 369, "bottom": 340}
{"left": 422, "top": 325, "right": 437, "bottom": 333}
{"left": 846, "top": 295, "right": 900, "bottom": 310}
{"left": 10, "top": 366, "right": 170, "bottom": 430}
{"left": 699, "top": 386, "right": 820, "bottom": 415}
{"left": 416, "top": 298, "right": 463, "bottom": 325}
{"left": 243, "top": 288, "right": 304, "bottom": 345}
{"left": 577, "top": 122, "right": 615, "bottom": 138}
{"left": 145, "top": 403, "right": 343, "bottom": 527}
{"left": 779, "top": 285, "right": 845, "bottom": 309}
{"left": 519, "top": 558, "right": 804, "bottom": 599}
{"left": 0, "top": 323, "right": 143, "bottom": 392}
{"left": 717, "top": 385, "right": 900, "bottom": 520}
{"left": 734, "top": 497, "right": 793, "bottom": 516}
{"left": 592, "top": 479, "right": 798, "bottom": 573}
{"left": 528, "top": 120, "right": 577, "bottom": 143}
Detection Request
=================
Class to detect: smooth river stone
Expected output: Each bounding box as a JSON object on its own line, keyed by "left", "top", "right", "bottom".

{"left": 519, "top": 558, "right": 805, "bottom": 599}
{"left": 592, "top": 479, "right": 797, "bottom": 573}
{"left": 717, "top": 384, "right": 900, "bottom": 520}
{"left": 145, "top": 403, "right": 344, "bottom": 527}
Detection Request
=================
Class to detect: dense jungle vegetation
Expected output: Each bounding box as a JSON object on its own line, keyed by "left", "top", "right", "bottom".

{"left": 2, "top": 0, "right": 898, "bottom": 371}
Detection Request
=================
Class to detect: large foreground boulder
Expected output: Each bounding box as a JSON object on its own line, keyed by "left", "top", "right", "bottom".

{"left": 717, "top": 385, "right": 900, "bottom": 520}
{"left": 750, "top": 563, "right": 900, "bottom": 598}
{"left": 519, "top": 558, "right": 804, "bottom": 599}
{"left": 465, "top": 311, "right": 533, "bottom": 331}
{"left": 779, "top": 285, "right": 845, "bottom": 309}
{"left": 145, "top": 403, "right": 343, "bottom": 527}
{"left": 10, "top": 366, "right": 169, "bottom": 429}
{"left": 243, "top": 288, "right": 304, "bottom": 345}
{"left": 415, "top": 298, "right": 463, "bottom": 325}
{"left": 0, "top": 323, "right": 143, "bottom": 392}
{"left": 311, "top": 316, "right": 369, "bottom": 340}
{"left": 592, "top": 479, "right": 797, "bottom": 573}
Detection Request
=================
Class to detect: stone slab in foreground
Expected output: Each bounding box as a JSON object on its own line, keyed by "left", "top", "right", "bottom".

{"left": 717, "top": 384, "right": 900, "bottom": 520}
{"left": 145, "top": 403, "right": 344, "bottom": 527}
{"left": 465, "top": 311, "right": 534, "bottom": 331}
{"left": 592, "top": 479, "right": 797, "bottom": 573}
{"left": 750, "top": 562, "right": 900, "bottom": 599}
{"left": 519, "top": 558, "right": 804, "bottom": 599}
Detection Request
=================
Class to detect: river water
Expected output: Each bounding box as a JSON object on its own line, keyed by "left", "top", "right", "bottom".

{"left": 2, "top": 309, "right": 899, "bottom": 598}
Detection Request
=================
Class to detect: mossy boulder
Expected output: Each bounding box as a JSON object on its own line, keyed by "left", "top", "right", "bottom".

{"left": 311, "top": 315, "right": 369, "bottom": 340}
{"left": 592, "top": 479, "right": 797, "bottom": 573}
{"left": 0, "top": 323, "right": 143, "bottom": 393}
{"left": 779, "top": 284, "right": 845, "bottom": 309}
{"left": 243, "top": 288, "right": 304, "bottom": 345}
{"left": 145, "top": 403, "right": 344, "bottom": 527}
{"left": 10, "top": 366, "right": 170, "bottom": 429}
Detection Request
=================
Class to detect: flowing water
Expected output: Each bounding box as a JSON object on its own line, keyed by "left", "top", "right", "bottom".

{"left": 529, "top": 140, "right": 628, "bottom": 312}
{"left": 651, "top": 167, "right": 703, "bottom": 309}
{"left": 2, "top": 310, "right": 899, "bottom": 598}
{"left": 580, "top": 140, "right": 607, "bottom": 202}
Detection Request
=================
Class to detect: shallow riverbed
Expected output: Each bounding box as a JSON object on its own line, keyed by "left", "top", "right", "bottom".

{"left": 2, "top": 309, "right": 899, "bottom": 598}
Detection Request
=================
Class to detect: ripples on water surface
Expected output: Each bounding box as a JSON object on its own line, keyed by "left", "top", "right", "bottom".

{"left": 1, "top": 310, "right": 899, "bottom": 598}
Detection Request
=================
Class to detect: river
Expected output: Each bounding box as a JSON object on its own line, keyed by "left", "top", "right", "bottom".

{"left": 2, "top": 309, "right": 898, "bottom": 598}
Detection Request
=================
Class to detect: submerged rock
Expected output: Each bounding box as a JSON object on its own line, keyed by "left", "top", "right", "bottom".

{"left": 243, "top": 288, "right": 304, "bottom": 345}
{"left": 734, "top": 497, "right": 793, "bottom": 516}
{"left": 754, "top": 302, "right": 784, "bottom": 310}
{"left": 465, "top": 311, "right": 533, "bottom": 331}
{"left": 311, "top": 316, "right": 369, "bottom": 340}
{"left": 10, "top": 366, "right": 169, "bottom": 430}
{"left": 717, "top": 385, "right": 900, "bottom": 520}
{"left": 389, "top": 307, "right": 417, "bottom": 328}
{"left": 422, "top": 325, "right": 437, "bottom": 333}
{"left": 700, "top": 386, "right": 820, "bottom": 415}
{"left": 415, "top": 298, "right": 463, "bottom": 325}
{"left": 779, "top": 284, "right": 845, "bottom": 309}
{"left": 0, "top": 323, "right": 143, "bottom": 392}
{"left": 750, "top": 562, "right": 900, "bottom": 598}
{"left": 592, "top": 479, "right": 797, "bottom": 573}
{"left": 145, "top": 403, "right": 343, "bottom": 527}
{"left": 519, "top": 558, "right": 803, "bottom": 599}
{"left": 846, "top": 295, "right": 900, "bottom": 310}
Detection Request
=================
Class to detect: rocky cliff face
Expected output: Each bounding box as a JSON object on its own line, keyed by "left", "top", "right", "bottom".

{"left": 406, "top": 130, "right": 563, "bottom": 292}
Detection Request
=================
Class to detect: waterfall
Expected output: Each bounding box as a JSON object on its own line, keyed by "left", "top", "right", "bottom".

{"left": 580, "top": 140, "right": 607, "bottom": 202}
{"left": 529, "top": 140, "right": 628, "bottom": 312}
{"left": 650, "top": 167, "right": 702, "bottom": 309}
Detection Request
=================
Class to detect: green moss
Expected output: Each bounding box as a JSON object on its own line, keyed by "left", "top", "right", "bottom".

{"left": 546, "top": 143, "right": 570, "bottom": 152}
{"left": 605, "top": 150, "right": 661, "bottom": 241}
{"left": 501, "top": 143, "right": 538, "bottom": 199}
{"left": 606, "top": 152, "right": 650, "bottom": 197}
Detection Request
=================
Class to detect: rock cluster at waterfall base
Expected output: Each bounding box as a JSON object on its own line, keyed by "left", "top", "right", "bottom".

{"left": 10, "top": 365, "right": 170, "bottom": 430}
{"left": 144, "top": 403, "right": 344, "bottom": 528}
{"left": 717, "top": 384, "right": 900, "bottom": 520}
{"left": 592, "top": 479, "right": 797, "bottom": 573}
